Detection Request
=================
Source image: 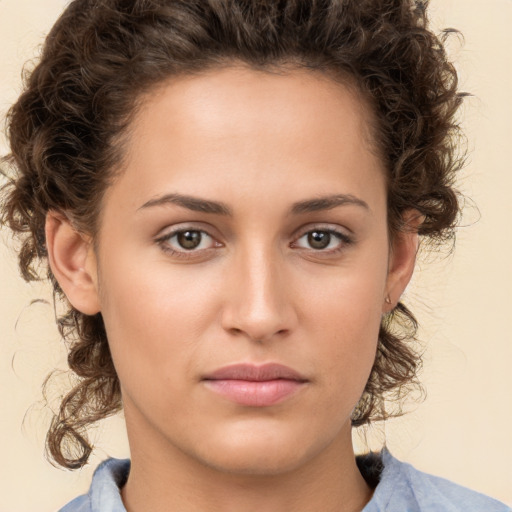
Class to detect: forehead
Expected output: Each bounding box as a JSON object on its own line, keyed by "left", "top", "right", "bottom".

{"left": 106, "top": 65, "right": 385, "bottom": 214}
{"left": 130, "top": 65, "right": 377, "bottom": 157}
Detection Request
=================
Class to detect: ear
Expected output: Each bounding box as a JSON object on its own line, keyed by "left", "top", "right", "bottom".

{"left": 383, "top": 209, "right": 424, "bottom": 313}
{"left": 45, "top": 211, "right": 101, "bottom": 315}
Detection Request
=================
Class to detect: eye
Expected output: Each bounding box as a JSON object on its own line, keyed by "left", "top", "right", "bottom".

{"left": 293, "top": 228, "right": 352, "bottom": 252}
{"left": 157, "top": 228, "right": 218, "bottom": 254}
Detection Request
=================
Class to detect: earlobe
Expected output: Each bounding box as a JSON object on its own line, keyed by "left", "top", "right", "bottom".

{"left": 45, "top": 211, "right": 101, "bottom": 315}
{"left": 383, "top": 210, "right": 424, "bottom": 313}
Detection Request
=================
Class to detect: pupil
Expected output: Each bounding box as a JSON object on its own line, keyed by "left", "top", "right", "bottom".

{"left": 308, "top": 231, "right": 330, "bottom": 249}
{"left": 177, "top": 231, "right": 201, "bottom": 249}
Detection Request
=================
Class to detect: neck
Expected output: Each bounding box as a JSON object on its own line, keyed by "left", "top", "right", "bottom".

{"left": 121, "top": 417, "right": 373, "bottom": 512}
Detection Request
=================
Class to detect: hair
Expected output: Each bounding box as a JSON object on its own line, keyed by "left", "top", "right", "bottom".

{"left": 0, "top": 0, "right": 466, "bottom": 469}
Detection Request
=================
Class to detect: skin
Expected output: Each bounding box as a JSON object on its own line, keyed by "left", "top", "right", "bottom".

{"left": 46, "top": 66, "right": 419, "bottom": 512}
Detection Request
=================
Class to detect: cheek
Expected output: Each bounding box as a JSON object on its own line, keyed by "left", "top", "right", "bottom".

{"left": 96, "top": 255, "right": 222, "bottom": 390}
{"left": 298, "top": 256, "right": 387, "bottom": 393}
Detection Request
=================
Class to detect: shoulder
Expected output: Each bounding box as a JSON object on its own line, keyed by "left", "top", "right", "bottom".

{"left": 58, "top": 458, "right": 130, "bottom": 512}
{"left": 363, "top": 449, "right": 511, "bottom": 512}
{"left": 59, "top": 495, "right": 90, "bottom": 512}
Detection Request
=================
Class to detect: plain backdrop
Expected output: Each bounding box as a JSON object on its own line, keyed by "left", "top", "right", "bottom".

{"left": 1, "top": 0, "right": 511, "bottom": 510}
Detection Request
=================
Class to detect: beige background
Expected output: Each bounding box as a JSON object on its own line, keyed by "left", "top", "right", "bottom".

{"left": 1, "top": 0, "right": 511, "bottom": 510}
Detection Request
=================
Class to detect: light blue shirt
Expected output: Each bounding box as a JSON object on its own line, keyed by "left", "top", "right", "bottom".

{"left": 59, "top": 450, "right": 511, "bottom": 511}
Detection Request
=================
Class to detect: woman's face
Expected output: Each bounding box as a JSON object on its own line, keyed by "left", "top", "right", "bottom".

{"left": 84, "top": 67, "right": 414, "bottom": 474}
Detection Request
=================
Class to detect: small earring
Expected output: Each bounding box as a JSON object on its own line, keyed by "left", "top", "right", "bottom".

{"left": 385, "top": 295, "right": 392, "bottom": 304}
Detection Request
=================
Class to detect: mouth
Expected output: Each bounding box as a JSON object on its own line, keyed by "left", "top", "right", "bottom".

{"left": 201, "top": 363, "right": 309, "bottom": 407}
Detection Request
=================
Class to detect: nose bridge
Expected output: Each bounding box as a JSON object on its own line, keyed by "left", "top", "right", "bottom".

{"left": 222, "top": 240, "right": 295, "bottom": 342}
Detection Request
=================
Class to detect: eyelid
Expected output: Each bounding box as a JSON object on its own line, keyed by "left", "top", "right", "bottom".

{"left": 155, "top": 220, "right": 222, "bottom": 242}
{"left": 293, "top": 223, "right": 353, "bottom": 241}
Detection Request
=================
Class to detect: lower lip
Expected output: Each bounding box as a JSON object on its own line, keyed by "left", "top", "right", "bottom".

{"left": 203, "top": 379, "right": 306, "bottom": 407}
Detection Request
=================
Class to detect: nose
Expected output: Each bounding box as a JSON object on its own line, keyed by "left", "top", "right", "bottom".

{"left": 220, "top": 245, "right": 298, "bottom": 343}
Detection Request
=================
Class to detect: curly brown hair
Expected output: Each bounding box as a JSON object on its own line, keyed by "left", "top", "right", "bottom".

{"left": 0, "top": 0, "right": 465, "bottom": 470}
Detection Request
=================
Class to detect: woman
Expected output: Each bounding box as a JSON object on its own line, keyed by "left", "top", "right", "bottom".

{"left": 1, "top": 0, "right": 510, "bottom": 510}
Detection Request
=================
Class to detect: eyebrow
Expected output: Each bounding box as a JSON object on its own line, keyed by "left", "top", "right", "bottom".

{"left": 138, "top": 193, "right": 369, "bottom": 215}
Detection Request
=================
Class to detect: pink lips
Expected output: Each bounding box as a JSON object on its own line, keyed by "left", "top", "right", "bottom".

{"left": 202, "top": 363, "right": 308, "bottom": 407}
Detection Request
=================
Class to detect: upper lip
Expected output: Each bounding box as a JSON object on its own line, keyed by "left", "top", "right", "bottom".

{"left": 203, "top": 363, "right": 308, "bottom": 382}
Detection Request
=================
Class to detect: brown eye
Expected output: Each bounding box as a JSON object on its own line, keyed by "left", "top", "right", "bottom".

{"left": 307, "top": 231, "right": 331, "bottom": 249}
{"left": 158, "top": 228, "right": 217, "bottom": 254}
{"left": 177, "top": 230, "right": 202, "bottom": 250}
{"left": 293, "top": 227, "right": 352, "bottom": 254}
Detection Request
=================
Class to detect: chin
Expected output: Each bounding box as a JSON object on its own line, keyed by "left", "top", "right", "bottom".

{"left": 187, "top": 422, "right": 328, "bottom": 476}
{"left": 200, "top": 446, "right": 309, "bottom": 476}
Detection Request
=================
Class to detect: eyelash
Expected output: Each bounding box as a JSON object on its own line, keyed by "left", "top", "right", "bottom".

{"left": 155, "top": 226, "right": 353, "bottom": 259}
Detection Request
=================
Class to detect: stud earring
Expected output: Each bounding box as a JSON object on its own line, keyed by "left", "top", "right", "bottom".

{"left": 385, "top": 295, "right": 392, "bottom": 304}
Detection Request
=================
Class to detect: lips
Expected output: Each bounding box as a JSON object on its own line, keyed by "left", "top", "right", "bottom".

{"left": 202, "top": 363, "right": 308, "bottom": 407}
{"left": 204, "top": 363, "right": 308, "bottom": 382}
